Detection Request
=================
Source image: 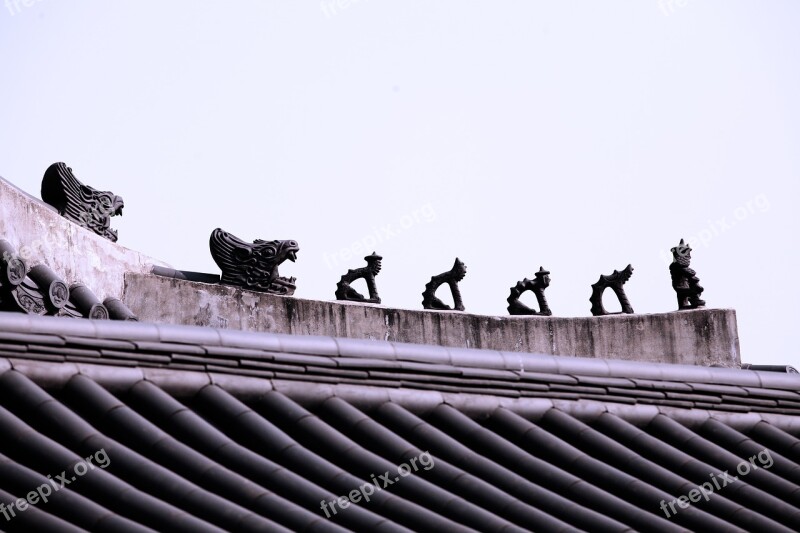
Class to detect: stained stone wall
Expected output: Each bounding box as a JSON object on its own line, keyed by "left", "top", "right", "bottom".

{"left": 0, "top": 176, "right": 168, "bottom": 301}
{"left": 124, "top": 272, "right": 741, "bottom": 367}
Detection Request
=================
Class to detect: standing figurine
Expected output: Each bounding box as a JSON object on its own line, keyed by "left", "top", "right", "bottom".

{"left": 669, "top": 239, "right": 705, "bottom": 310}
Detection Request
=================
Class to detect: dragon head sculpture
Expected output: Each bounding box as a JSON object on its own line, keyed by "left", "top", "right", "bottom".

{"left": 210, "top": 228, "right": 299, "bottom": 295}
{"left": 41, "top": 162, "right": 124, "bottom": 242}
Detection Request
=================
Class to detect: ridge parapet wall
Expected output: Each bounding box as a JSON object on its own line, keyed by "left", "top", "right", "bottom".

{"left": 124, "top": 272, "right": 740, "bottom": 367}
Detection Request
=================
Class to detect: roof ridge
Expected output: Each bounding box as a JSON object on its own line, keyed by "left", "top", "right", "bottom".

{"left": 1, "top": 312, "right": 798, "bottom": 392}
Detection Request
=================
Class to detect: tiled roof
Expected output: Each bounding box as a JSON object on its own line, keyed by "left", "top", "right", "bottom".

{"left": 0, "top": 240, "right": 137, "bottom": 321}
{"left": 1, "top": 312, "right": 800, "bottom": 531}
{"left": 1, "top": 313, "right": 798, "bottom": 417}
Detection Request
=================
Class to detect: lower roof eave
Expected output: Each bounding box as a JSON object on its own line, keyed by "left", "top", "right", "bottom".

{"left": 5, "top": 357, "right": 800, "bottom": 434}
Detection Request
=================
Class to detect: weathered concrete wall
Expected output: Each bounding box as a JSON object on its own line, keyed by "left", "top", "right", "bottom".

{"left": 0, "top": 176, "right": 169, "bottom": 301}
{"left": 124, "top": 273, "right": 741, "bottom": 367}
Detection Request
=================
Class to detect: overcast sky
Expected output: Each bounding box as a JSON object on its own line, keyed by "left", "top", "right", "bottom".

{"left": 1, "top": 1, "right": 798, "bottom": 367}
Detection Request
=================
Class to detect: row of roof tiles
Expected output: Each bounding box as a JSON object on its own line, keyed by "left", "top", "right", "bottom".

{"left": 1, "top": 312, "right": 799, "bottom": 418}
{"left": 1, "top": 365, "right": 800, "bottom": 532}
{"left": 0, "top": 239, "right": 137, "bottom": 321}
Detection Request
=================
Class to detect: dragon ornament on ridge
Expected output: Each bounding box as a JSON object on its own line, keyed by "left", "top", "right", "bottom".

{"left": 41, "top": 162, "right": 125, "bottom": 242}
{"left": 210, "top": 228, "right": 299, "bottom": 295}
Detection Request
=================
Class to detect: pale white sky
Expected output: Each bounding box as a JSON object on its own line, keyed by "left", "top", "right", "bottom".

{"left": 1, "top": 1, "right": 798, "bottom": 367}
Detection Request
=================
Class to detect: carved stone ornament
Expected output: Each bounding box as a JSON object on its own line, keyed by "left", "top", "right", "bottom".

{"left": 422, "top": 258, "right": 467, "bottom": 311}
{"left": 590, "top": 264, "right": 635, "bottom": 316}
{"left": 210, "top": 228, "right": 299, "bottom": 296}
{"left": 669, "top": 238, "right": 705, "bottom": 310}
{"left": 11, "top": 281, "right": 48, "bottom": 315}
{"left": 41, "top": 162, "right": 125, "bottom": 242}
{"left": 335, "top": 252, "right": 382, "bottom": 304}
{"left": 0, "top": 240, "right": 27, "bottom": 288}
{"left": 507, "top": 266, "right": 552, "bottom": 316}
{"left": 0, "top": 239, "right": 37, "bottom": 314}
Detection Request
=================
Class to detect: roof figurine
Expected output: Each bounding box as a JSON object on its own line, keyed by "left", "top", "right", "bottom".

{"left": 507, "top": 266, "right": 553, "bottom": 315}
{"left": 590, "top": 264, "right": 635, "bottom": 316}
{"left": 335, "top": 251, "right": 383, "bottom": 304}
{"left": 209, "top": 228, "right": 299, "bottom": 296}
{"left": 670, "top": 238, "right": 706, "bottom": 310}
{"left": 41, "top": 162, "right": 125, "bottom": 242}
{"left": 422, "top": 257, "right": 467, "bottom": 311}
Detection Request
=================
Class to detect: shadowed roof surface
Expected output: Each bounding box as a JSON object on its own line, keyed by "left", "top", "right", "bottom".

{"left": 0, "top": 312, "right": 799, "bottom": 532}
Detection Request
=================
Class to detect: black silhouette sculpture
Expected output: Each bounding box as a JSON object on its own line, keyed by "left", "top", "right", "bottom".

{"left": 335, "top": 252, "right": 382, "bottom": 304}
{"left": 41, "top": 163, "right": 124, "bottom": 242}
{"left": 209, "top": 228, "right": 299, "bottom": 296}
{"left": 507, "top": 266, "right": 552, "bottom": 316}
{"left": 422, "top": 258, "right": 467, "bottom": 311}
{"left": 590, "top": 264, "right": 635, "bottom": 316}
{"left": 669, "top": 238, "right": 705, "bottom": 310}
